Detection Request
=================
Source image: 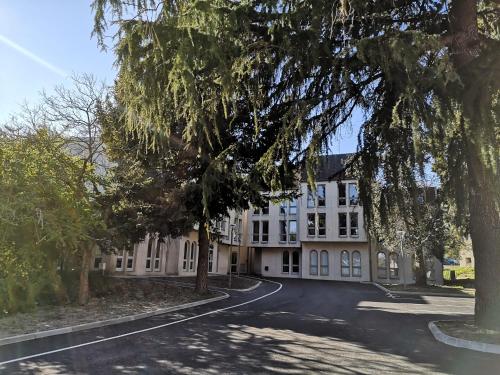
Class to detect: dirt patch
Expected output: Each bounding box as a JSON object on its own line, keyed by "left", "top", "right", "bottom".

{"left": 0, "top": 278, "right": 217, "bottom": 340}
{"left": 436, "top": 320, "right": 500, "bottom": 346}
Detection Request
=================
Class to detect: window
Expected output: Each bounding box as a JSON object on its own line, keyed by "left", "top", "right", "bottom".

{"left": 352, "top": 251, "right": 361, "bottom": 277}
{"left": 189, "top": 242, "right": 197, "bottom": 271}
{"left": 253, "top": 207, "right": 260, "bottom": 215}
{"left": 182, "top": 241, "right": 189, "bottom": 271}
{"left": 318, "top": 213, "right": 326, "bottom": 236}
{"left": 115, "top": 251, "right": 124, "bottom": 271}
{"left": 208, "top": 244, "right": 214, "bottom": 273}
{"left": 307, "top": 188, "right": 315, "bottom": 208}
{"left": 341, "top": 250, "right": 350, "bottom": 276}
{"left": 146, "top": 237, "right": 154, "bottom": 271}
{"left": 317, "top": 185, "right": 326, "bottom": 207}
{"left": 279, "top": 201, "right": 287, "bottom": 215}
{"left": 292, "top": 251, "right": 300, "bottom": 273}
{"left": 252, "top": 221, "right": 260, "bottom": 243}
{"left": 262, "top": 202, "right": 269, "bottom": 215}
{"left": 221, "top": 219, "right": 227, "bottom": 233}
{"left": 377, "top": 252, "right": 387, "bottom": 278}
{"left": 126, "top": 248, "right": 134, "bottom": 271}
{"left": 261, "top": 221, "right": 269, "bottom": 243}
{"left": 349, "top": 183, "right": 359, "bottom": 205}
{"left": 94, "top": 256, "right": 102, "bottom": 270}
{"left": 310, "top": 250, "right": 318, "bottom": 275}
{"left": 154, "top": 239, "right": 162, "bottom": 271}
{"left": 282, "top": 251, "right": 290, "bottom": 273}
{"left": 339, "top": 213, "right": 347, "bottom": 236}
{"left": 279, "top": 220, "right": 287, "bottom": 242}
{"left": 289, "top": 199, "right": 297, "bottom": 215}
{"left": 231, "top": 251, "right": 238, "bottom": 273}
{"left": 338, "top": 182, "right": 346, "bottom": 206}
{"left": 389, "top": 252, "right": 399, "bottom": 279}
{"left": 307, "top": 213, "right": 316, "bottom": 236}
{"left": 288, "top": 220, "right": 297, "bottom": 242}
{"left": 320, "top": 250, "right": 329, "bottom": 276}
{"left": 350, "top": 212, "right": 359, "bottom": 236}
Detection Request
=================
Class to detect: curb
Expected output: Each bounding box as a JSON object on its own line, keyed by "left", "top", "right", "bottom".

{"left": 0, "top": 292, "right": 229, "bottom": 347}
{"left": 429, "top": 321, "right": 500, "bottom": 355}
{"left": 373, "top": 282, "right": 473, "bottom": 299}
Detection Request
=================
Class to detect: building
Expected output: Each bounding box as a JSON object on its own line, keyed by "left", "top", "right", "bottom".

{"left": 94, "top": 154, "right": 442, "bottom": 285}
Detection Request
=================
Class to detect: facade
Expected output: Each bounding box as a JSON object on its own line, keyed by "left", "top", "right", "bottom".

{"left": 93, "top": 154, "right": 442, "bottom": 285}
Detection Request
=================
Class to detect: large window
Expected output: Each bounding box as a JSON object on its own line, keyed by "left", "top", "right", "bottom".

{"left": 126, "top": 248, "right": 135, "bottom": 271}
{"left": 307, "top": 189, "right": 315, "bottom": 208}
{"left": 377, "top": 252, "right": 387, "bottom": 278}
{"left": 341, "top": 250, "right": 350, "bottom": 276}
{"left": 389, "top": 252, "right": 399, "bottom": 279}
{"left": 338, "top": 182, "right": 346, "bottom": 206}
{"left": 115, "top": 251, "right": 124, "bottom": 271}
{"left": 349, "top": 183, "right": 359, "bottom": 205}
{"left": 320, "top": 250, "right": 329, "bottom": 276}
{"left": 338, "top": 213, "right": 347, "bottom": 236}
{"left": 317, "top": 185, "right": 326, "bottom": 207}
{"left": 310, "top": 250, "right": 318, "bottom": 275}
{"left": 252, "top": 221, "right": 260, "bottom": 243}
{"left": 261, "top": 221, "right": 269, "bottom": 243}
{"left": 292, "top": 251, "right": 300, "bottom": 273}
{"left": 146, "top": 237, "right": 154, "bottom": 271}
{"left": 350, "top": 213, "right": 359, "bottom": 236}
{"left": 318, "top": 213, "right": 326, "bottom": 236}
{"left": 352, "top": 251, "right": 361, "bottom": 277}
{"left": 279, "top": 220, "right": 287, "bottom": 242}
{"left": 182, "top": 241, "right": 189, "bottom": 271}
{"left": 289, "top": 199, "right": 297, "bottom": 215}
{"left": 208, "top": 244, "right": 214, "bottom": 273}
{"left": 282, "top": 250, "right": 290, "bottom": 273}
{"left": 307, "top": 213, "right": 316, "bottom": 236}
{"left": 154, "top": 239, "right": 162, "bottom": 271}
{"left": 189, "top": 242, "right": 197, "bottom": 271}
{"left": 289, "top": 220, "right": 297, "bottom": 242}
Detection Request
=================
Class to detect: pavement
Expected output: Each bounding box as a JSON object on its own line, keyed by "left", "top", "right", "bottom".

{"left": 0, "top": 278, "right": 499, "bottom": 374}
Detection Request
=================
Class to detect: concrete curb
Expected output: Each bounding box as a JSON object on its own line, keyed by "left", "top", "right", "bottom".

{"left": 0, "top": 292, "right": 229, "bottom": 348}
{"left": 368, "top": 282, "right": 397, "bottom": 298}
{"left": 429, "top": 321, "right": 500, "bottom": 355}
{"left": 373, "top": 282, "right": 473, "bottom": 299}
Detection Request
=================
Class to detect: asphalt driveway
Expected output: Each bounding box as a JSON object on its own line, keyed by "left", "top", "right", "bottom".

{"left": 0, "top": 278, "right": 499, "bottom": 374}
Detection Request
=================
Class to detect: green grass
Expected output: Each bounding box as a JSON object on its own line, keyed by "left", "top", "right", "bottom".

{"left": 443, "top": 266, "right": 475, "bottom": 281}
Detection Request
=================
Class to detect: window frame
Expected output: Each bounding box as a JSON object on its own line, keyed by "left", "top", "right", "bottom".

{"left": 182, "top": 241, "right": 190, "bottom": 271}
{"left": 279, "top": 201, "right": 287, "bottom": 215}
{"left": 289, "top": 199, "right": 297, "bottom": 215}
{"left": 377, "top": 251, "right": 387, "bottom": 278}
{"left": 350, "top": 212, "right": 359, "bottom": 237}
{"left": 341, "top": 250, "right": 350, "bottom": 277}
{"left": 126, "top": 248, "right": 135, "bottom": 271}
{"left": 261, "top": 220, "right": 269, "bottom": 243}
{"left": 352, "top": 251, "right": 361, "bottom": 277}
{"left": 338, "top": 213, "right": 347, "bottom": 237}
{"left": 317, "top": 184, "right": 326, "bottom": 207}
{"left": 338, "top": 182, "right": 346, "bottom": 206}
{"left": 348, "top": 183, "right": 359, "bottom": 206}
{"left": 282, "top": 250, "right": 290, "bottom": 273}
{"left": 252, "top": 220, "right": 260, "bottom": 243}
{"left": 389, "top": 252, "right": 399, "bottom": 279}
{"left": 318, "top": 213, "right": 326, "bottom": 237}
{"left": 307, "top": 188, "right": 315, "bottom": 208}
{"left": 310, "top": 250, "right": 318, "bottom": 275}
{"left": 288, "top": 220, "right": 297, "bottom": 243}
{"left": 320, "top": 250, "right": 329, "bottom": 276}
{"left": 279, "top": 220, "right": 287, "bottom": 242}
{"left": 153, "top": 239, "right": 162, "bottom": 271}
{"left": 115, "top": 251, "right": 124, "bottom": 271}
{"left": 292, "top": 250, "right": 300, "bottom": 274}
{"left": 146, "top": 237, "right": 154, "bottom": 271}
{"left": 307, "top": 213, "right": 316, "bottom": 236}
{"left": 189, "top": 242, "right": 197, "bottom": 271}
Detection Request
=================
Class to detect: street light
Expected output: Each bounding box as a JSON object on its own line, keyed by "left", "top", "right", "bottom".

{"left": 396, "top": 230, "right": 406, "bottom": 288}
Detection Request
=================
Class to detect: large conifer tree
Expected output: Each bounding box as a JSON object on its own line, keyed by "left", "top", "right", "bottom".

{"left": 93, "top": 0, "right": 499, "bottom": 327}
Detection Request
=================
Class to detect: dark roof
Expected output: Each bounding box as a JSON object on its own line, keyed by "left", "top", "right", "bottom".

{"left": 301, "top": 153, "right": 355, "bottom": 182}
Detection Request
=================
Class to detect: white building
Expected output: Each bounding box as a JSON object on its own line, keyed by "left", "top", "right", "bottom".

{"left": 94, "top": 154, "right": 442, "bottom": 285}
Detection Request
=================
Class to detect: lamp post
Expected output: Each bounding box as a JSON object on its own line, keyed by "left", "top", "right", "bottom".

{"left": 396, "top": 230, "right": 406, "bottom": 288}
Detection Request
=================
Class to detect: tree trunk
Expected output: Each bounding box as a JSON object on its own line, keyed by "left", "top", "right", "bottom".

{"left": 195, "top": 218, "right": 209, "bottom": 294}
{"left": 414, "top": 248, "right": 427, "bottom": 287}
{"left": 78, "top": 244, "right": 93, "bottom": 305}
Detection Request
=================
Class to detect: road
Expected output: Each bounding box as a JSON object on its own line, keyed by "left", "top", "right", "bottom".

{"left": 0, "top": 278, "right": 499, "bottom": 374}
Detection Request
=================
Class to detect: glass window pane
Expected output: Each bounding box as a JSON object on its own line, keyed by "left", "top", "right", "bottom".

{"left": 317, "top": 185, "right": 326, "bottom": 207}
{"left": 289, "top": 199, "right": 297, "bottom": 215}
{"left": 318, "top": 213, "right": 326, "bottom": 236}
{"left": 339, "top": 213, "right": 347, "bottom": 236}
{"left": 252, "top": 221, "right": 260, "bottom": 242}
{"left": 279, "top": 220, "right": 287, "bottom": 242}
{"left": 350, "top": 213, "right": 359, "bottom": 236}
{"left": 310, "top": 250, "right": 318, "bottom": 275}
{"left": 307, "top": 213, "right": 316, "bottom": 236}
{"left": 262, "top": 221, "right": 269, "bottom": 242}
{"left": 349, "top": 183, "right": 359, "bottom": 205}
{"left": 289, "top": 220, "right": 297, "bottom": 242}
{"left": 338, "top": 182, "right": 346, "bottom": 206}
{"left": 307, "top": 189, "right": 315, "bottom": 208}
{"left": 282, "top": 251, "right": 290, "bottom": 273}
{"left": 292, "top": 251, "right": 300, "bottom": 273}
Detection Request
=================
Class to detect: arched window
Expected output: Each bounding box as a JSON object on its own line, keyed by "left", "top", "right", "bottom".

{"left": 189, "top": 242, "right": 197, "bottom": 271}
{"left": 146, "top": 236, "right": 155, "bottom": 271}
{"left": 377, "top": 252, "right": 387, "bottom": 278}
{"left": 183, "top": 241, "right": 189, "bottom": 271}
{"left": 352, "top": 251, "right": 361, "bottom": 277}
{"left": 341, "top": 250, "right": 350, "bottom": 277}
{"left": 310, "top": 250, "right": 318, "bottom": 275}
{"left": 154, "top": 239, "right": 162, "bottom": 271}
{"left": 292, "top": 251, "right": 300, "bottom": 273}
{"left": 282, "top": 250, "right": 290, "bottom": 273}
{"left": 389, "top": 252, "right": 399, "bottom": 279}
{"left": 320, "top": 250, "right": 329, "bottom": 276}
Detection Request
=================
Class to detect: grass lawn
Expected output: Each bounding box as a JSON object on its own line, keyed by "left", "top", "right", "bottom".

{"left": 443, "top": 266, "right": 475, "bottom": 281}
{"left": 436, "top": 320, "right": 500, "bottom": 346}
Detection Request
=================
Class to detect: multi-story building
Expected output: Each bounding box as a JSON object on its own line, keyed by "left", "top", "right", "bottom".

{"left": 94, "top": 154, "right": 442, "bottom": 285}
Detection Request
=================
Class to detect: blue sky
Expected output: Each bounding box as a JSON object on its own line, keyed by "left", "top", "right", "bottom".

{"left": 0, "top": 1, "right": 359, "bottom": 153}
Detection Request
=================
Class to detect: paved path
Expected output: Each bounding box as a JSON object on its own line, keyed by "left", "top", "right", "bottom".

{"left": 0, "top": 278, "right": 498, "bottom": 374}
